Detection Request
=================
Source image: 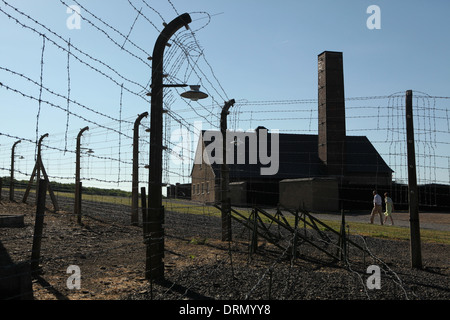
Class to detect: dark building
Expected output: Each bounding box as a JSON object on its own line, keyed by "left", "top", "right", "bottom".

{"left": 166, "top": 183, "right": 191, "bottom": 200}
{"left": 191, "top": 130, "right": 392, "bottom": 208}
{"left": 190, "top": 51, "right": 393, "bottom": 210}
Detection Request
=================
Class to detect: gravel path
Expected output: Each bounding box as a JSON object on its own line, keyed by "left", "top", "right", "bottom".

{"left": 309, "top": 210, "right": 450, "bottom": 231}
{"left": 1, "top": 193, "right": 449, "bottom": 301}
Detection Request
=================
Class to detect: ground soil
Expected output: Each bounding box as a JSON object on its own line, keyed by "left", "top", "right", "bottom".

{"left": 0, "top": 193, "right": 449, "bottom": 301}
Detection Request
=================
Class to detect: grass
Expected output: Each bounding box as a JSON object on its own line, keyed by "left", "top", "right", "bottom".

{"left": 15, "top": 188, "right": 133, "bottom": 206}
{"left": 26, "top": 190, "right": 450, "bottom": 245}
{"left": 189, "top": 237, "right": 208, "bottom": 245}
{"left": 344, "top": 221, "right": 450, "bottom": 245}
{"left": 162, "top": 199, "right": 450, "bottom": 245}
{"left": 53, "top": 190, "right": 133, "bottom": 206}
{"left": 281, "top": 213, "right": 450, "bottom": 245}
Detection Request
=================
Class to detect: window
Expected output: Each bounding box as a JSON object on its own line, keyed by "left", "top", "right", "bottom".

{"left": 206, "top": 182, "right": 209, "bottom": 194}
{"left": 201, "top": 183, "right": 204, "bottom": 194}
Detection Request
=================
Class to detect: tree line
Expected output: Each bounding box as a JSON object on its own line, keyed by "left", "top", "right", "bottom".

{"left": 0, "top": 177, "right": 132, "bottom": 198}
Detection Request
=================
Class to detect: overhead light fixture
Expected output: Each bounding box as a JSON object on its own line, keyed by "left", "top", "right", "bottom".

{"left": 180, "top": 85, "right": 208, "bottom": 101}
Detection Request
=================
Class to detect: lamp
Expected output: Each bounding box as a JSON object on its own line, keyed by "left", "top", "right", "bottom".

{"left": 180, "top": 85, "right": 208, "bottom": 101}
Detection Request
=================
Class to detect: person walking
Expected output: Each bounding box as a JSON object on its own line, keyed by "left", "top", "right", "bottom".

{"left": 383, "top": 192, "right": 395, "bottom": 225}
{"left": 370, "top": 190, "right": 383, "bottom": 225}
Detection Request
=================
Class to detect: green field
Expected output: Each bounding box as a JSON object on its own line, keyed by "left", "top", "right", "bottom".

{"left": 162, "top": 198, "right": 450, "bottom": 245}
{"left": 34, "top": 190, "right": 450, "bottom": 245}
{"left": 54, "top": 190, "right": 133, "bottom": 206}
{"left": 318, "top": 217, "right": 450, "bottom": 245}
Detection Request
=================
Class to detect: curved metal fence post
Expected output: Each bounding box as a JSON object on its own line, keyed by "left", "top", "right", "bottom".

{"left": 147, "top": 13, "right": 192, "bottom": 281}
{"left": 132, "top": 112, "right": 148, "bottom": 226}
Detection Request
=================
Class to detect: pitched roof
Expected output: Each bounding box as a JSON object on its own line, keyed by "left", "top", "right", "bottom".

{"left": 197, "top": 130, "right": 392, "bottom": 180}
{"left": 344, "top": 135, "right": 393, "bottom": 174}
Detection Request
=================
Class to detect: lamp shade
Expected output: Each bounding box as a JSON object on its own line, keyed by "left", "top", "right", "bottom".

{"left": 180, "top": 85, "right": 208, "bottom": 101}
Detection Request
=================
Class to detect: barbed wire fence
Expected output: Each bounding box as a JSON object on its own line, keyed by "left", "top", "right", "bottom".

{"left": 0, "top": 0, "right": 449, "bottom": 301}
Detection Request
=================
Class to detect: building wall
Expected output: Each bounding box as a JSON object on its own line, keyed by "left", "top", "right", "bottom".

{"left": 166, "top": 183, "right": 191, "bottom": 199}
{"left": 230, "top": 181, "right": 247, "bottom": 206}
{"left": 279, "top": 178, "right": 340, "bottom": 212}
{"left": 343, "top": 172, "right": 392, "bottom": 186}
{"left": 191, "top": 162, "right": 217, "bottom": 203}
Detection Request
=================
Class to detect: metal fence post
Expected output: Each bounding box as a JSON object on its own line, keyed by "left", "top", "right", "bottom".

{"left": 292, "top": 209, "right": 299, "bottom": 260}
{"left": 10, "top": 140, "right": 21, "bottom": 202}
{"left": 405, "top": 90, "right": 422, "bottom": 269}
{"left": 31, "top": 178, "right": 47, "bottom": 275}
{"left": 23, "top": 133, "right": 48, "bottom": 204}
{"left": 76, "top": 181, "right": 82, "bottom": 224}
{"left": 338, "top": 207, "right": 347, "bottom": 261}
{"left": 147, "top": 13, "right": 192, "bottom": 281}
{"left": 131, "top": 112, "right": 148, "bottom": 226}
{"left": 141, "top": 187, "right": 147, "bottom": 239}
{"left": 250, "top": 209, "right": 258, "bottom": 254}
{"left": 220, "top": 99, "right": 235, "bottom": 241}
{"left": 75, "top": 126, "right": 89, "bottom": 223}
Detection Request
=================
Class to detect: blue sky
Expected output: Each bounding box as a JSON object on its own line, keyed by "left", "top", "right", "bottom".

{"left": 0, "top": 0, "right": 449, "bottom": 189}
{"left": 181, "top": 0, "right": 450, "bottom": 99}
{"left": 2, "top": 1, "right": 450, "bottom": 103}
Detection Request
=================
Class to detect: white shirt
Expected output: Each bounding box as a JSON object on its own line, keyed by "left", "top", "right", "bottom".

{"left": 373, "top": 194, "right": 382, "bottom": 206}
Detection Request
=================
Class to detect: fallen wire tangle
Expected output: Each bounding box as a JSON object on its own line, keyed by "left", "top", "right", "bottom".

{"left": 356, "top": 235, "right": 411, "bottom": 300}
{"left": 244, "top": 233, "right": 295, "bottom": 300}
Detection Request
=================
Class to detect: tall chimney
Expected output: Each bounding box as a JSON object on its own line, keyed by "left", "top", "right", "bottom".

{"left": 317, "top": 51, "right": 346, "bottom": 176}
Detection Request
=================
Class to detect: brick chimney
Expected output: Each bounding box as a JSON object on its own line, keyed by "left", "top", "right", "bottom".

{"left": 317, "top": 51, "right": 346, "bottom": 176}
